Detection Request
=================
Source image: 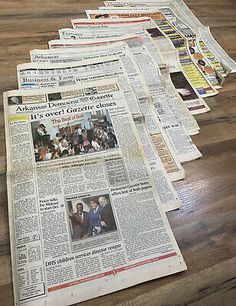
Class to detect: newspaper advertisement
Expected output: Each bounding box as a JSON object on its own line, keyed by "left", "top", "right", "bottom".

{"left": 173, "top": 0, "right": 236, "bottom": 72}
{"left": 70, "top": 18, "right": 210, "bottom": 114}
{"left": 151, "top": 6, "right": 227, "bottom": 84}
{"left": 4, "top": 79, "right": 187, "bottom": 306}
{"left": 198, "top": 26, "right": 236, "bottom": 73}
{"left": 86, "top": 8, "right": 218, "bottom": 97}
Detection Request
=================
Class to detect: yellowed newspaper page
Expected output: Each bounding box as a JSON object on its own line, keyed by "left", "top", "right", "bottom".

{"left": 4, "top": 79, "right": 187, "bottom": 306}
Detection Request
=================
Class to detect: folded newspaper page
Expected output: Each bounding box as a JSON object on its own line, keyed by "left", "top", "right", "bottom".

{"left": 103, "top": 0, "right": 236, "bottom": 72}
{"left": 70, "top": 18, "right": 210, "bottom": 114}
{"left": 20, "top": 50, "right": 202, "bottom": 164}
{"left": 4, "top": 79, "right": 187, "bottom": 306}
{"left": 17, "top": 55, "right": 183, "bottom": 211}
{"left": 85, "top": 8, "right": 219, "bottom": 97}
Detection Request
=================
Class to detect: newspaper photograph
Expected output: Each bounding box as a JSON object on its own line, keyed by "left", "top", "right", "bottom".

{"left": 4, "top": 79, "right": 187, "bottom": 306}
{"left": 161, "top": 49, "right": 210, "bottom": 114}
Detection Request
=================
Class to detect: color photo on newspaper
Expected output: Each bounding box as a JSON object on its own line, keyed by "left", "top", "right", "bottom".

{"left": 31, "top": 110, "right": 118, "bottom": 162}
{"left": 67, "top": 193, "right": 117, "bottom": 240}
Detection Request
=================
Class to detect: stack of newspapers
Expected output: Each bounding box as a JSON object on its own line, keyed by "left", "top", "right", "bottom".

{"left": 4, "top": 1, "right": 236, "bottom": 305}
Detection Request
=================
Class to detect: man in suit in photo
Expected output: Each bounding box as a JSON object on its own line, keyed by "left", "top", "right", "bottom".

{"left": 69, "top": 203, "right": 89, "bottom": 240}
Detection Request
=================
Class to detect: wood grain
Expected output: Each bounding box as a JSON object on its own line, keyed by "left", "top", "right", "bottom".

{"left": 0, "top": 1, "right": 236, "bottom": 305}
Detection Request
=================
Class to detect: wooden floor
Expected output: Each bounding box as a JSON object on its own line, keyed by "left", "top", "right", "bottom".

{"left": 0, "top": 1, "right": 236, "bottom": 305}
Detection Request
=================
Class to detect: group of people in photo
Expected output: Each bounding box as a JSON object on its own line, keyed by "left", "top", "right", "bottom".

{"left": 32, "top": 112, "right": 118, "bottom": 162}
{"left": 69, "top": 196, "right": 117, "bottom": 241}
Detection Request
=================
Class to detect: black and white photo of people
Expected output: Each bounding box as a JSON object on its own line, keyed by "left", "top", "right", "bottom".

{"left": 31, "top": 110, "right": 118, "bottom": 162}
{"left": 67, "top": 194, "right": 117, "bottom": 241}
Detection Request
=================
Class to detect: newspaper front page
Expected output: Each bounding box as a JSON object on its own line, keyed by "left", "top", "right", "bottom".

{"left": 4, "top": 79, "right": 187, "bottom": 306}
{"left": 70, "top": 18, "right": 210, "bottom": 114}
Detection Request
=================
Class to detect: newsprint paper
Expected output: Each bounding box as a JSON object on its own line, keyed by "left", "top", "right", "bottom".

{"left": 4, "top": 79, "right": 187, "bottom": 306}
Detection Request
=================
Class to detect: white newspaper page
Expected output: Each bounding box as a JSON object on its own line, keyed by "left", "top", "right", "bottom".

{"left": 17, "top": 55, "right": 183, "bottom": 210}
{"left": 4, "top": 79, "right": 187, "bottom": 306}
{"left": 86, "top": 9, "right": 218, "bottom": 97}
{"left": 31, "top": 39, "right": 186, "bottom": 182}
{"left": 70, "top": 18, "right": 210, "bottom": 115}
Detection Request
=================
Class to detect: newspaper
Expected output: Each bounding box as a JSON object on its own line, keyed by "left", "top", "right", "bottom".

{"left": 31, "top": 38, "right": 187, "bottom": 181}
{"left": 68, "top": 19, "right": 211, "bottom": 115}
{"left": 47, "top": 40, "right": 202, "bottom": 163}
{"left": 4, "top": 79, "right": 187, "bottom": 306}
{"left": 198, "top": 26, "right": 236, "bottom": 73}
{"left": 86, "top": 9, "right": 218, "bottom": 98}
{"left": 103, "top": 0, "right": 236, "bottom": 72}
